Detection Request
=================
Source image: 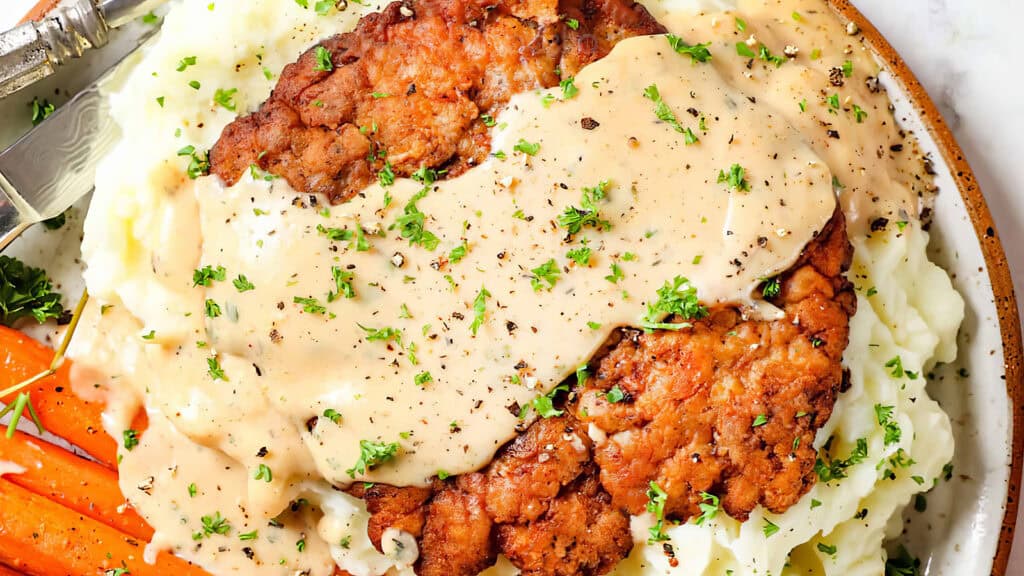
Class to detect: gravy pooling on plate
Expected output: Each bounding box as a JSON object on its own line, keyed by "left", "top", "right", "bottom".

{"left": 67, "top": 0, "right": 940, "bottom": 574}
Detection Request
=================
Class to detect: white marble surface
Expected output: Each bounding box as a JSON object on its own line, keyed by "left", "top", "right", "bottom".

{"left": 2, "top": 0, "right": 1023, "bottom": 572}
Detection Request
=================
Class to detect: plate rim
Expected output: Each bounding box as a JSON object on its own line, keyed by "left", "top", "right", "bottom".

{"left": 18, "top": 0, "right": 1024, "bottom": 572}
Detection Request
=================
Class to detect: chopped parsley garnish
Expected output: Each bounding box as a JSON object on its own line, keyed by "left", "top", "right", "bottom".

{"left": 693, "top": 492, "right": 718, "bottom": 526}
{"left": 565, "top": 17, "right": 579, "bottom": 29}
{"left": 604, "top": 263, "right": 624, "bottom": 284}
{"left": 193, "top": 264, "right": 227, "bottom": 287}
{"left": 30, "top": 98, "right": 55, "bottom": 126}
{"left": 188, "top": 80, "right": 201, "bottom": 90}
{"left": 346, "top": 439, "right": 400, "bottom": 477}
{"left": 640, "top": 276, "right": 707, "bottom": 332}
{"left": 42, "top": 211, "right": 66, "bottom": 230}
{"left": 293, "top": 296, "right": 327, "bottom": 315}
{"left": 141, "top": 11, "right": 159, "bottom": 24}
{"left": 852, "top": 104, "right": 868, "bottom": 123}
{"left": 378, "top": 161, "right": 395, "bottom": 187}
{"left": 123, "top": 429, "right": 139, "bottom": 451}
{"left": 449, "top": 243, "right": 468, "bottom": 264}
{"left": 757, "top": 44, "right": 786, "bottom": 66}
{"left": 717, "top": 163, "right": 751, "bottom": 192}
{"left": 328, "top": 266, "right": 355, "bottom": 301}
{"left": 207, "top": 356, "right": 228, "bottom": 381}
{"left": 875, "top": 404, "right": 901, "bottom": 446}
{"left": 558, "top": 180, "right": 612, "bottom": 235}
{"left": 605, "top": 385, "right": 625, "bottom": 403}
{"left": 817, "top": 542, "right": 838, "bottom": 555}
{"left": 0, "top": 255, "right": 64, "bottom": 326}
{"left": 513, "top": 139, "right": 541, "bottom": 156}
{"left": 414, "top": 371, "right": 433, "bottom": 387}
{"left": 735, "top": 17, "right": 747, "bottom": 31}
{"left": 642, "top": 84, "right": 694, "bottom": 142}
{"left": 885, "top": 545, "right": 921, "bottom": 576}
{"left": 296, "top": 538, "right": 306, "bottom": 552}
{"left": 885, "top": 355, "right": 918, "bottom": 379}
{"left": 842, "top": 59, "right": 854, "bottom": 77}
{"left": 470, "top": 286, "right": 491, "bottom": 335}
{"left": 814, "top": 437, "right": 868, "bottom": 482}
{"left": 736, "top": 42, "right": 756, "bottom": 58}
{"left": 239, "top": 530, "right": 258, "bottom": 541}
{"left": 480, "top": 114, "right": 497, "bottom": 127}
{"left": 761, "top": 276, "right": 781, "bottom": 298}
{"left": 200, "top": 512, "right": 231, "bottom": 537}
{"left": 359, "top": 324, "right": 403, "bottom": 346}
{"left": 763, "top": 519, "right": 780, "bottom": 537}
{"left": 520, "top": 383, "right": 568, "bottom": 419}
{"left": 560, "top": 76, "right": 579, "bottom": 100}
{"left": 213, "top": 88, "right": 238, "bottom": 111}
{"left": 314, "top": 0, "right": 333, "bottom": 14}
{"left": 566, "top": 244, "right": 591, "bottom": 266}
{"left": 177, "top": 145, "right": 210, "bottom": 179}
{"left": 317, "top": 224, "right": 353, "bottom": 242}
{"left": 827, "top": 93, "right": 841, "bottom": 112}
{"left": 645, "top": 481, "right": 670, "bottom": 543}
{"left": 254, "top": 463, "right": 273, "bottom": 482}
{"left": 233, "top": 274, "right": 255, "bottom": 292}
{"left": 666, "top": 34, "right": 712, "bottom": 63}
{"left": 188, "top": 483, "right": 197, "bottom": 497}
{"left": 392, "top": 188, "right": 440, "bottom": 251}
{"left": 530, "top": 259, "right": 561, "bottom": 291}
{"left": 176, "top": 56, "right": 197, "bottom": 72}
{"left": 204, "top": 299, "right": 222, "bottom": 318}
{"left": 752, "top": 413, "right": 768, "bottom": 428}
{"left": 323, "top": 408, "right": 342, "bottom": 424}
{"left": 575, "top": 364, "right": 589, "bottom": 387}
{"left": 313, "top": 45, "right": 333, "bottom": 72}
{"left": 371, "top": 91, "right": 390, "bottom": 99}
{"left": 587, "top": 321, "right": 602, "bottom": 330}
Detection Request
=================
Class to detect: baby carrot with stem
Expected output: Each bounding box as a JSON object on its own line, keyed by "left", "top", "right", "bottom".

{"left": 0, "top": 292, "right": 118, "bottom": 466}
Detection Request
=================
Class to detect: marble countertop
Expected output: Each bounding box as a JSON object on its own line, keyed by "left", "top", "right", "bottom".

{"left": 2, "top": 0, "right": 1023, "bottom": 571}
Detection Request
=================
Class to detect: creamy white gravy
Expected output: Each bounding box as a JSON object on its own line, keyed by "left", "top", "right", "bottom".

{"left": 67, "top": 0, "right": 935, "bottom": 574}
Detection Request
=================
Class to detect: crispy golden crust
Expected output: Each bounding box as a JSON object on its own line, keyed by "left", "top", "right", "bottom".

{"left": 575, "top": 210, "right": 855, "bottom": 521}
{"left": 209, "top": 0, "right": 665, "bottom": 202}
{"left": 417, "top": 476, "right": 496, "bottom": 576}
{"left": 495, "top": 473, "right": 632, "bottom": 576}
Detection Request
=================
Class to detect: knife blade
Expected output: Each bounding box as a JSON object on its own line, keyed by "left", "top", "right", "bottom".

{"left": 0, "top": 24, "right": 158, "bottom": 252}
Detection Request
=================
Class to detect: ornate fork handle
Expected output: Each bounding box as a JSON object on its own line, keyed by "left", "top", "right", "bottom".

{"left": 0, "top": 0, "right": 162, "bottom": 99}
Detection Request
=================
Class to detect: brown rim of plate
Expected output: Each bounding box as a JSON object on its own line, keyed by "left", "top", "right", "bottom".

{"left": 19, "top": 0, "right": 1024, "bottom": 572}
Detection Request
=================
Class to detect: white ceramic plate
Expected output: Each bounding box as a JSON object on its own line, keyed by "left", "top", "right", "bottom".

{"left": 0, "top": 1, "right": 1019, "bottom": 574}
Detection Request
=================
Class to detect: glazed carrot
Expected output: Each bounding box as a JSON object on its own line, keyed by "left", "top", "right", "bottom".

{"left": 0, "top": 326, "right": 117, "bottom": 467}
{"left": 0, "top": 430, "right": 152, "bottom": 540}
{"left": 0, "top": 479, "right": 209, "bottom": 576}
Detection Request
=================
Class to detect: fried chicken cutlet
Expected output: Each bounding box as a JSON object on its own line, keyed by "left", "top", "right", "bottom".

{"left": 351, "top": 211, "right": 854, "bottom": 576}
{"left": 210, "top": 0, "right": 666, "bottom": 202}
{"left": 209, "top": 0, "right": 856, "bottom": 572}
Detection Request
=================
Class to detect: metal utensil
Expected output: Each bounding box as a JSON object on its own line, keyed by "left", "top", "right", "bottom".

{"left": 0, "top": 22, "right": 158, "bottom": 252}
{"left": 0, "top": 0, "right": 163, "bottom": 98}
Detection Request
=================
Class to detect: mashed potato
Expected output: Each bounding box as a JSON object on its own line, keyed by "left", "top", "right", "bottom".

{"left": 73, "top": 0, "right": 965, "bottom": 574}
